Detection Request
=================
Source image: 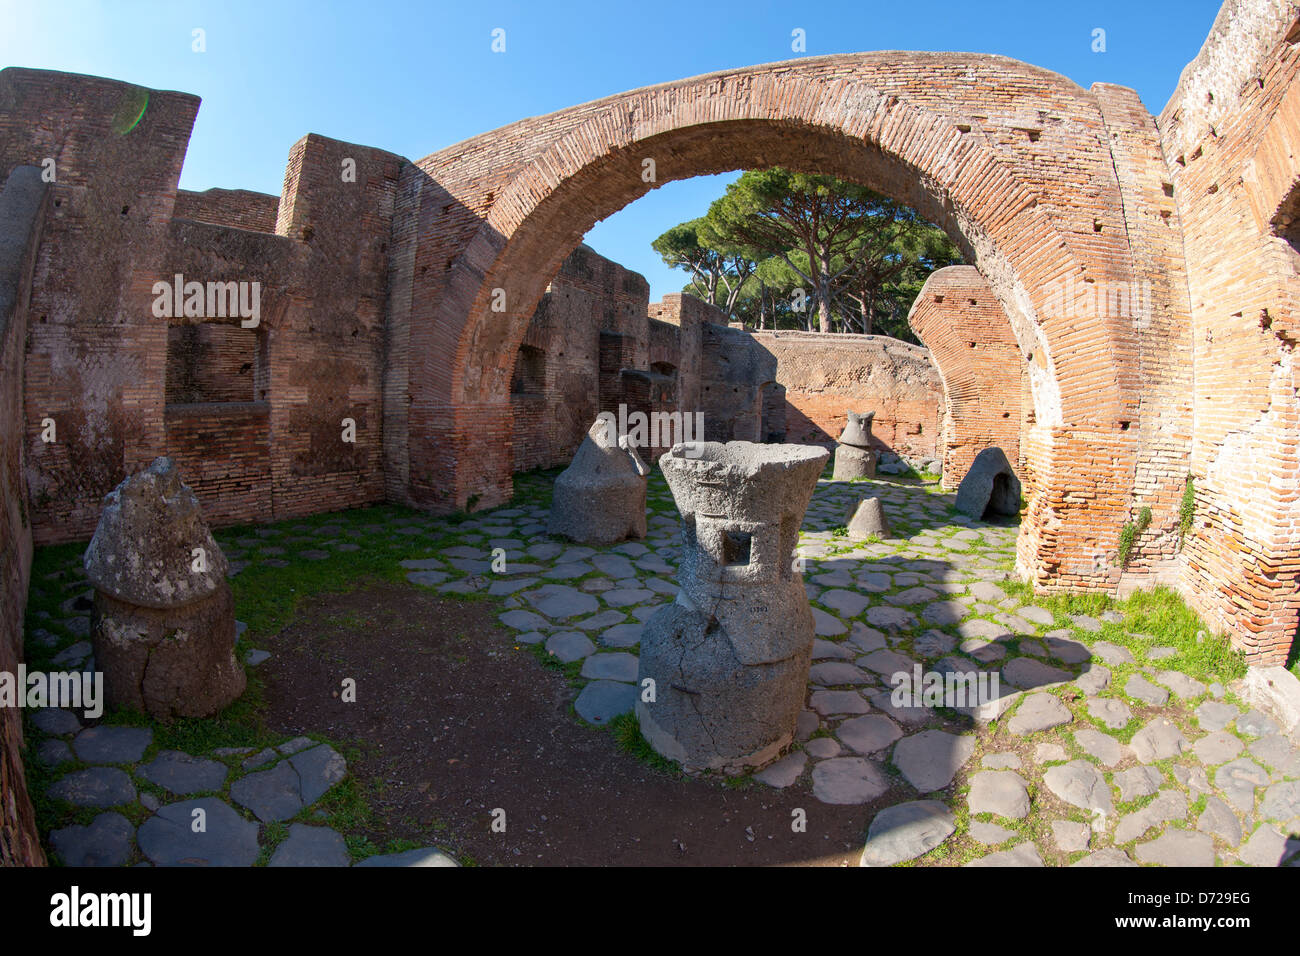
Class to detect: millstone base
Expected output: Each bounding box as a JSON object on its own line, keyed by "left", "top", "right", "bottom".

{"left": 547, "top": 476, "right": 646, "bottom": 545}
{"left": 832, "top": 444, "right": 877, "bottom": 480}
{"left": 636, "top": 602, "right": 811, "bottom": 772}
{"left": 91, "top": 587, "right": 246, "bottom": 720}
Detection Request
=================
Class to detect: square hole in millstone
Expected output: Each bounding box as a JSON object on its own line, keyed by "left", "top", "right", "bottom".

{"left": 721, "top": 530, "right": 752, "bottom": 566}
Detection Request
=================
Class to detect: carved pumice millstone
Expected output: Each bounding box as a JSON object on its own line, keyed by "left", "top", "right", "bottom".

{"left": 84, "top": 457, "right": 245, "bottom": 720}
{"left": 637, "top": 440, "right": 828, "bottom": 773}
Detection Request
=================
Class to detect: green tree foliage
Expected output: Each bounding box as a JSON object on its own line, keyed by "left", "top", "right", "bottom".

{"left": 651, "top": 168, "right": 961, "bottom": 340}
{"left": 650, "top": 218, "right": 756, "bottom": 316}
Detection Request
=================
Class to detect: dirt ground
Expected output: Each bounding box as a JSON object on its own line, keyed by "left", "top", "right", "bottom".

{"left": 260, "top": 581, "right": 870, "bottom": 866}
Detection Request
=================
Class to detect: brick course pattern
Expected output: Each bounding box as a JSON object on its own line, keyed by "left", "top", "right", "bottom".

{"left": 1157, "top": 0, "right": 1300, "bottom": 664}
{"left": 747, "top": 330, "right": 941, "bottom": 460}
{"left": 906, "top": 266, "right": 1026, "bottom": 488}
{"left": 396, "top": 51, "right": 1169, "bottom": 599}
{"left": 0, "top": 165, "right": 47, "bottom": 866}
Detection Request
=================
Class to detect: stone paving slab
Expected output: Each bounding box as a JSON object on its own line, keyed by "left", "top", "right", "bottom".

{"left": 137, "top": 798, "right": 260, "bottom": 867}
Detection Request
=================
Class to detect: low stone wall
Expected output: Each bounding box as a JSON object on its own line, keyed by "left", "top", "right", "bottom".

{"left": 748, "top": 330, "right": 943, "bottom": 462}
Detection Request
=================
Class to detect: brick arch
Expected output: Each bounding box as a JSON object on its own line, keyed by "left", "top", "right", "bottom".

{"left": 392, "top": 52, "right": 1150, "bottom": 586}
{"left": 907, "top": 266, "right": 1028, "bottom": 492}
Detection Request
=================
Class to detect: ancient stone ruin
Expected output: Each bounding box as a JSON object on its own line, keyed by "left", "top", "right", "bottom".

{"left": 547, "top": 417, "right": 650, "bottom": 545}
{"left": 83, "top": 458, "right": 246, "bottom": 720}
{"left": 637, "top": 441, "right": 828, "bottom": 772}
{"left": 954, "top": 447, "right": 1022, "bottom": 521}
{"left": 847, "top": 496, "right": 891, "bottom": 540}
{"left": 832, "top": 411, "right": 878, "bottom": 480}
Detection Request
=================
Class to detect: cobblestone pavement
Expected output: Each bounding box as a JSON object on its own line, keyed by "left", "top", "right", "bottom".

{"left": 22, "top": 469, "right": 1300, "bottom": 866}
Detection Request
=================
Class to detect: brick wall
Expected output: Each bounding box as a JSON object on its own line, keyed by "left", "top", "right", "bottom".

{"left": 163, "top": 403, "right": 272, "bottom": 526}
{"left": 405, "top": 51, "right": 1152, "bottom": 595}
{"left": 1, "top": 68, "right": 198, "bottom": 544}
{"left": 907, "top": 266, "right": 1025, "bottom": 487}
{"left": 165, "top": 323, "right": 259, "bottom": 405}
{"left": 748, "top": 329, "right": 942, "bottom": 460}
{"left": 1158, "top": 0, "right": 1300, "bottom": 663}
{"left": 174, "top": 187, "right": 278, "bottom": 234}
{"left": 509, "top": 245, "right": 649, "bottom": 471}
{"left": 0, "top": 166, "right": 47, "bottom": 866}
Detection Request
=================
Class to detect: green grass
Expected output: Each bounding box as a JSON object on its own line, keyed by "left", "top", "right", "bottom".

{"left": 609, "top": 711, "right": 681, "bottom": 776}
{"left": 1006, "top": 584, "right": 1245, "bottom": 683}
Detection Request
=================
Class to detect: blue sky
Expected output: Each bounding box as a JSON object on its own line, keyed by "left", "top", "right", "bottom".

{"left": 2, "top": 0, "right": 1224, "bottom": 298}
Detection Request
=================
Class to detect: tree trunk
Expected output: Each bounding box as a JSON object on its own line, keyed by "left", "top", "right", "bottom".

{"left": 817, "top": 284, "right": 832, "bottom": 333}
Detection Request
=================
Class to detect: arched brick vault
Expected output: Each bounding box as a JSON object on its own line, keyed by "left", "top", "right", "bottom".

{"left": 388, "top": 52, "right": 1192, "bottom": 589}
{"left": 907, "top": 266, "right": 1027, "bottom": 492}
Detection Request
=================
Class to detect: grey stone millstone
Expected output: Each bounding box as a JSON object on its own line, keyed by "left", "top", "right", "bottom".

{"left": 575, "top": 680, "right": 637, "bottom": 725}
{"left": 269, "top": 824, "right": 351, "bottom": 867}
{"left": 547, "top": 418, "right": 649, "bottom": 546}
{"left": 953, "top": 447, "right": 1021, "bottom": 520}
{"left": 51, "top": 812, "right": 135, "bottom": 866}
{"left": 637, "top": 442, "right": 826, "bottom": 772}
{"left": 49, "top": 767, "right": 137, "bottom": 808}
{"left": 137, "top": 797, "right": 260, "bottom": 867}
{"left": 846, "top": 497, "right": 890, "bottom": 539}
{"left": 859, "top": 800, "right": 955, "bottom": 867}
{"left": 86, "top": 460, "right": 246, "bottom": 722}
{"left": 83, "top": 456, "right": 227, "bottom": 607}
{"left": 138, "top": 750, "right": 229, "bottom": 795}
